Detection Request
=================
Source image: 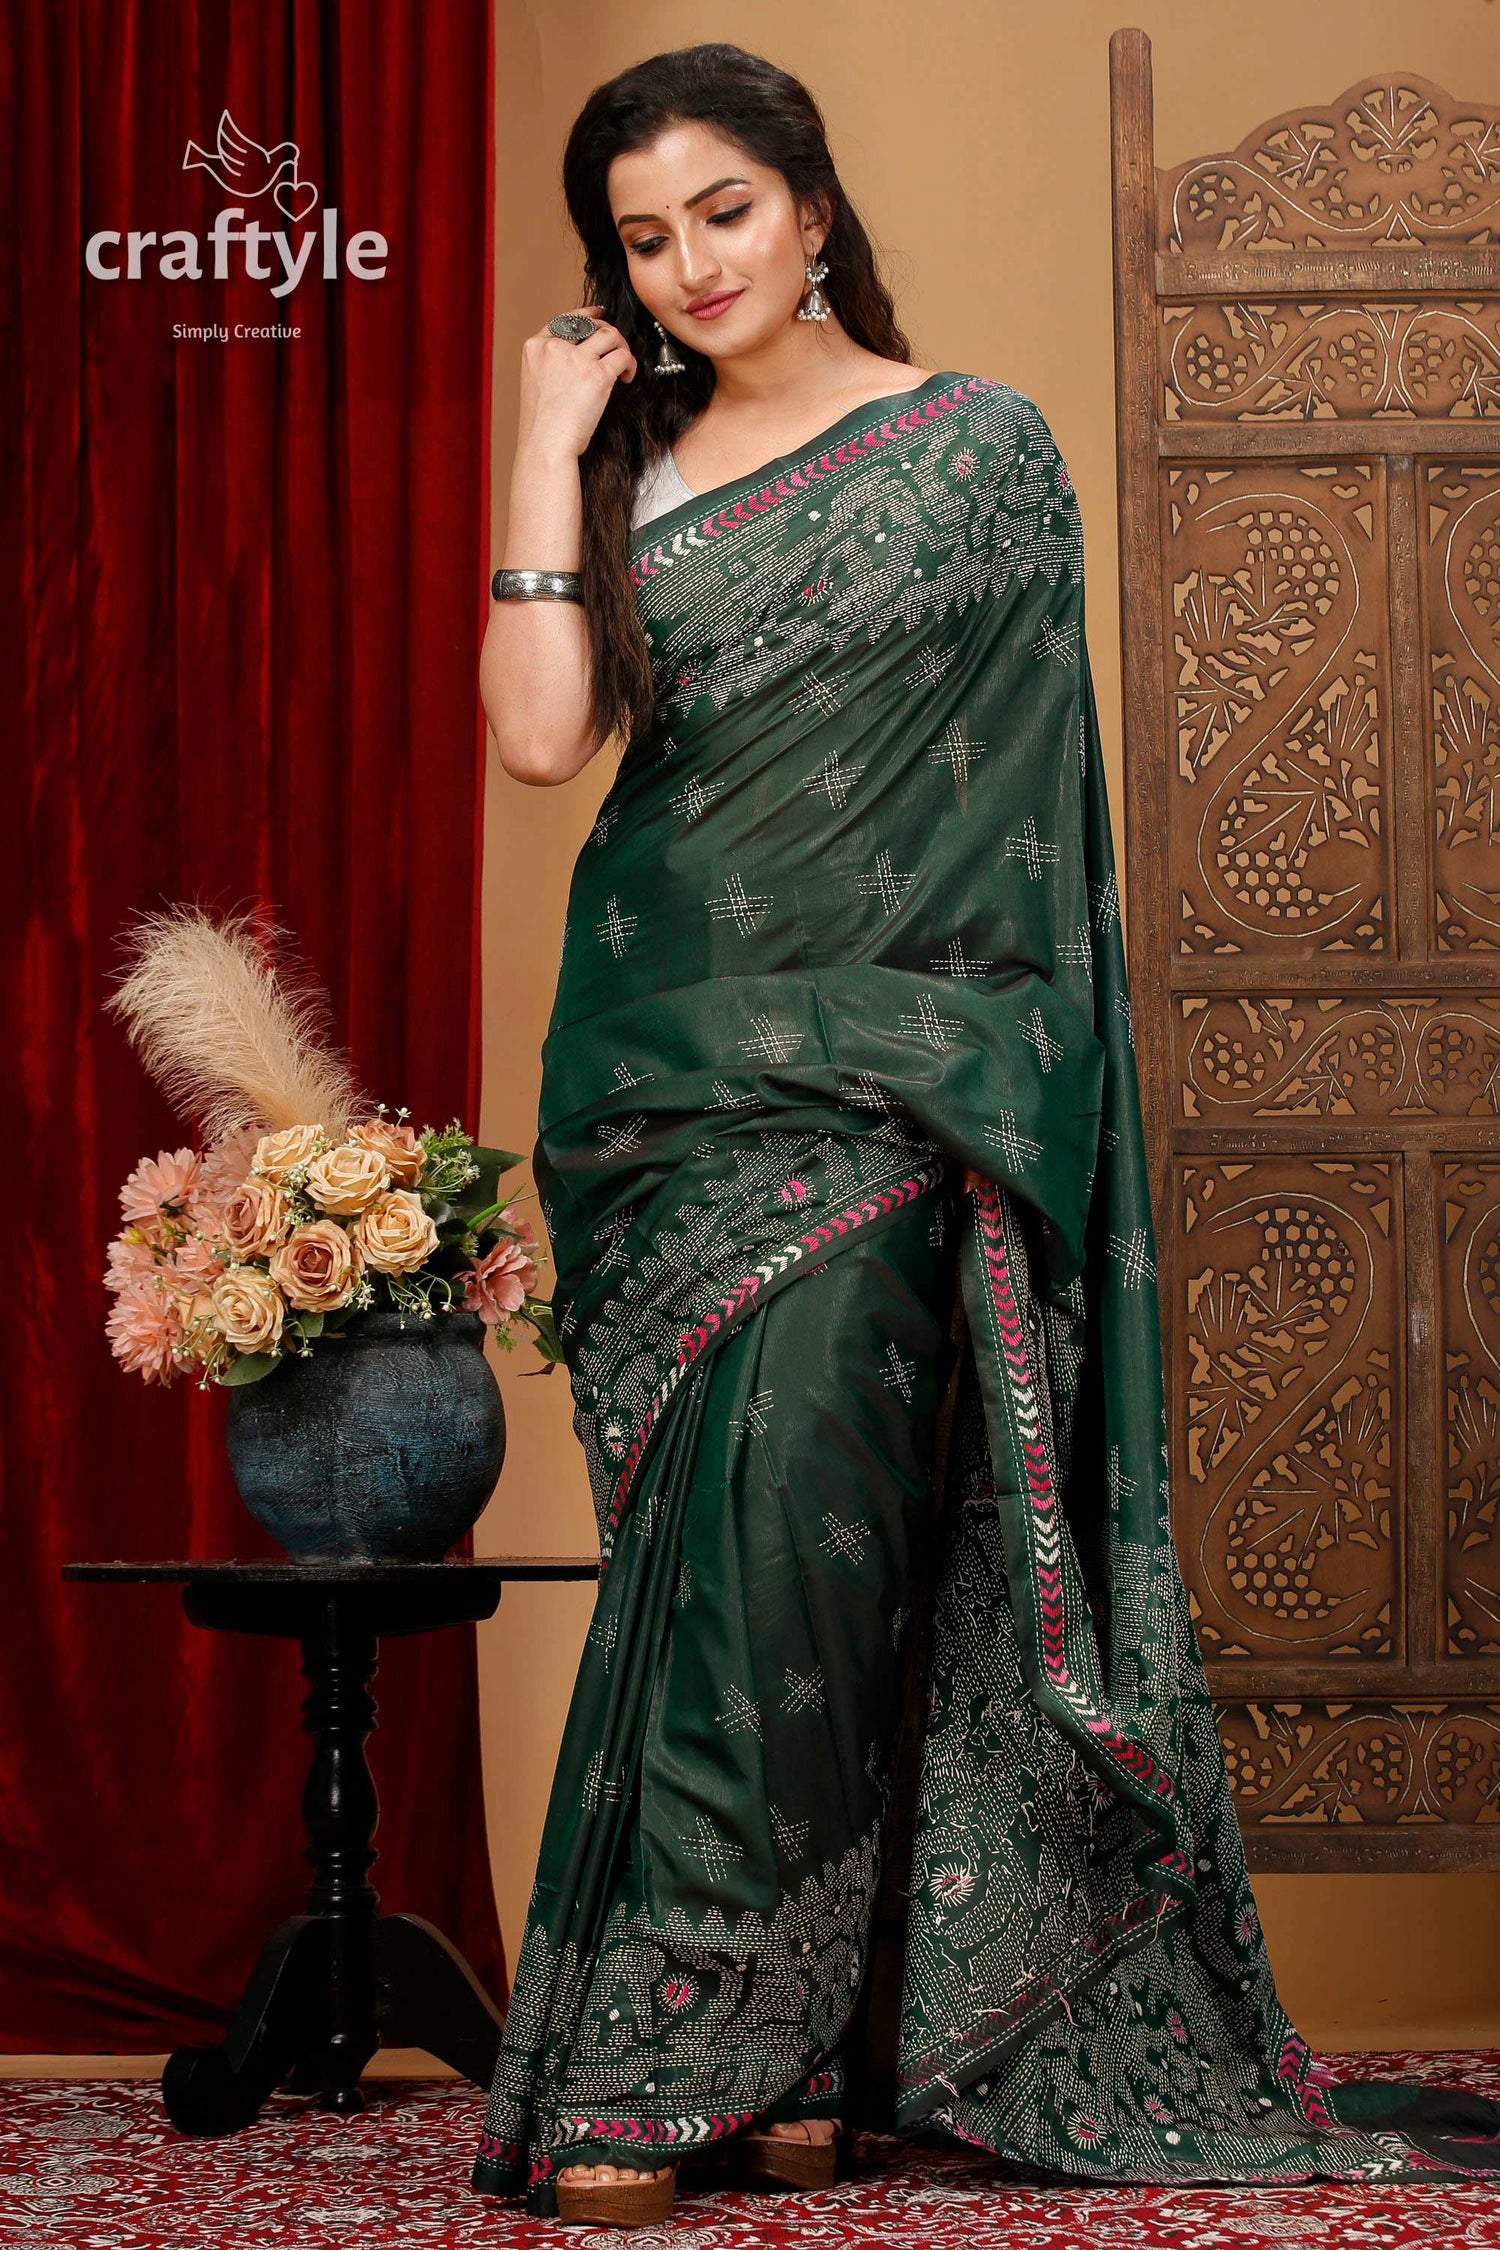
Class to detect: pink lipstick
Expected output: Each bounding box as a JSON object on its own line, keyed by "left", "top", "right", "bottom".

{"left": 685, "top": 289, "right": 743, "bottom": 321}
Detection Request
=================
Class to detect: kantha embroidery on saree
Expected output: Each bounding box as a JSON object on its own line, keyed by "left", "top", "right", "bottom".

{"left": 476, "top": 372, "right": 1500, "bottom": 2211}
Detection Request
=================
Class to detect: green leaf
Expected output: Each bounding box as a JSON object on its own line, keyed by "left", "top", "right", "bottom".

{"left": 471, "top": 1142, "right": 525, "bottom": 1173}
{"left": 447, "top": 1144, "right": 525, "bottom": 1221}
{"left": 220, "top": 1351, "right": 283, "bottom": 1387}
{"left": 292, "top": 1310, "right": 325, "bottom": 1339}
{"left": 525, "top": 1302, "right": 565, "bottom": 1367}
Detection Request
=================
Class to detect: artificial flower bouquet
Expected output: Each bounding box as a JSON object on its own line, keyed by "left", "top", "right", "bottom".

{"left": 106, "top": 1111, "right": 559, "bottom": 1389}
{"left": 101, "top": 907, "right": 560, "bottom": 1390}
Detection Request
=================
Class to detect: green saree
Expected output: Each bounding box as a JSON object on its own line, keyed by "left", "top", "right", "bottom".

{"left": 475, "top": 372, "right": 1500, "bottom": 2212}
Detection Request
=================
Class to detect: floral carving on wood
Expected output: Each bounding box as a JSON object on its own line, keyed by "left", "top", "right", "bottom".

{"left": 1442, "top": 1162, "right": 1500, "bottom": 1657}
{"left": 1178, "top": 1159, "right": 1399, "bottom": 1663}
{"left": 1177, "top": 994, "right": 1500, "bottom": 1119}
{"left": 1162, "top": 300, "right": 1500, "bottom": 422}
{"left": 1427, "top": 464, "right": 1500, "bottom": 951}
{"left": 1160, "top": 78, "right": 1500, "bottom": 253}
{"left": 1218, "top": 1702, "right": 1500, "bottom": 1823}
{"left": 1164, "top": 465, "right": 1390, "bottom": 954}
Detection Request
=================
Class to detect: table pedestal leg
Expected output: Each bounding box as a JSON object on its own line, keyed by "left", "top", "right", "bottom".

{"left": 299, "top": 1593, "right": 380, "bottom": 2111}
{"left": 164, "top": 1594, "right": 402, "bottom": 2132}
{"left": 376, "top": 1912, "right": 505, "bottom": 2085}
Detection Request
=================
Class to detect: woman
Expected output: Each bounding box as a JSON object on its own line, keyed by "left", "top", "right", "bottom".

{"left": 474, "top": 42, "right": 1500, "bottom": 2227}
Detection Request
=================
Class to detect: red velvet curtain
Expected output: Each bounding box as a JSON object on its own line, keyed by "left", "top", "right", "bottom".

{"left": 0, "top": 0, "right": 505, "bottom": 2046}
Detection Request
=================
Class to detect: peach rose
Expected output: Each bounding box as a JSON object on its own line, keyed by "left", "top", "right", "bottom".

{"left": 268, "top": 1219, "right": 362, "bottom": 1311}
{"left": 347, "top": 1188, "right": 439, "bottom": 1275}
{"left": 223, "top": 1176, "right": 295, "bottom": 1260}
{"left": 252, "top": 1122, "right": 328, "bottom": 1186}
{"left": 460, "top": 1238, "right": 540, "bottom": 1324}
{"left": 347, "top": 1116, "right": 426, "bottom": 1188}
{"left": 304, "top": 1141, "right": 390, "bottom": 1215}
{"left": 210, "top": 1265, "right": 287, "bottom": 1354}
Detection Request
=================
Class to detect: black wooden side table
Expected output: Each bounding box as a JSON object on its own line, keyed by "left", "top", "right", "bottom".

{"left": 62, "top": 1557, "right": 596, "bottom": 2134}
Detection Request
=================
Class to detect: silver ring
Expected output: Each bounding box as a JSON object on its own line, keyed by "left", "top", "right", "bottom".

{"left": 547, "top": 313, "right": 598, "bottom": 343}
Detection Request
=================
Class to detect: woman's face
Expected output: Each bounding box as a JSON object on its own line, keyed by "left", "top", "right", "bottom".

{"left": 607, "top": 120, "right": 824, "bottom": 363}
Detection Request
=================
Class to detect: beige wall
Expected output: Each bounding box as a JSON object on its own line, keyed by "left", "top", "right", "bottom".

{"left": 476, "top": 0, "right": 1500, "bottom": 2049}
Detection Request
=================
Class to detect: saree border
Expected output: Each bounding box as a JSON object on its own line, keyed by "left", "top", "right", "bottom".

{"left": 600, "top": 1160, "right": 947, "bottom": 1567}
{"left": 962, "top": 1180, "right": 1195, "bottom": 1898}
{"left": 897, "top": 1882, "right": 1189, "bottom": 2120}
{"left": 628, "top": 374, "right": 1001, "bottom": 591}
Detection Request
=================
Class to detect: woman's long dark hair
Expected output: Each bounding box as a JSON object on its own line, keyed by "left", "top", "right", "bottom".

{"left": 561, "top": 43, "right": 912, "bottom": 750}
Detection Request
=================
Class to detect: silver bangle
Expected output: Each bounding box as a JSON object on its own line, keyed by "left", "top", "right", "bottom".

{"left": 491, "top": 567, "right": 583, "bottom": 602}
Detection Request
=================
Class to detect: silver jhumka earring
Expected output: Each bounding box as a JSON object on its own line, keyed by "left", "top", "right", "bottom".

{"left": 797, "top": 248, "right": 831, "bottom": 322}
{"left": 652, "top": 318, "right": 686, "bottom": 374}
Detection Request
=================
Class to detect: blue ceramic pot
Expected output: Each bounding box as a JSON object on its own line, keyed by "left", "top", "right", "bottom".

{"left": 224, "top": 1306, "right": 505, "bottom": 1559}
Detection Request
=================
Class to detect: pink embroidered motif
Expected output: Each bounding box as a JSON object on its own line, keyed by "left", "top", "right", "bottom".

{"left": 629, "top": 377, "right": 1000, "bottom": 588}
{"left": 1275, "top": 2029, "right": 1337, "bottom": 2127}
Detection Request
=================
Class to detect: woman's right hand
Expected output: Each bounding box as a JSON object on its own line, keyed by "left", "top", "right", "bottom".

{"left": 517, "top": 306, "right": 639, "bottom": 461}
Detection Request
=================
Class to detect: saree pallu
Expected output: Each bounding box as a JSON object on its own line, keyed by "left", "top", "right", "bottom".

{"left": 476, "top": 372, "right": 1500, "bottom": 2210}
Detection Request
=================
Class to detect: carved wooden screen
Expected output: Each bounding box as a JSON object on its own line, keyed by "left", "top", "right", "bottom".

{"left": 1111, "top": 31, "right": 1500, "bottom": 1869}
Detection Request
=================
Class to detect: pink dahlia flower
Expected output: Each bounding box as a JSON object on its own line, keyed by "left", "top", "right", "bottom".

{"left": 106, "top": 1274, "right": 185, "bottom": 1385}
{"left": 119, "top": 1146, "right": 202, "bottom": 1224}
{"left": 461, "top": 1238, "right": 540, "bottom": 1324}
{"left": 104, "top": 1232, "right": 159, "bottom": 1292}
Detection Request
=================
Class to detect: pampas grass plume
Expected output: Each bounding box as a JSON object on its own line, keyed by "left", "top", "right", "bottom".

{"left": 104, "top": 905, "right": 370, "bottom": 1144}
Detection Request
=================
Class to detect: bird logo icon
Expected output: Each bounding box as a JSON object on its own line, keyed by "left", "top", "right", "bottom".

{"left": 182, "top": 110, "right": 319, "bottom": 224}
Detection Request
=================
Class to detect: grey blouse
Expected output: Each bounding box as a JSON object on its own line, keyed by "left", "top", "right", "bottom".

{"left": 630, "top": 449, "right": 698, "bottom": 531}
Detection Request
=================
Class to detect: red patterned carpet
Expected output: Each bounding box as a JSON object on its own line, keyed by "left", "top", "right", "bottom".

{"left": 5, "top": 2057, "right": 1500, "bottom": 2247}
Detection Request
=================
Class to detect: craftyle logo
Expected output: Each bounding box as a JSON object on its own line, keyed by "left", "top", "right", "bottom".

{"left": 85, "top": 106, "right": 387, "bottom": 300}
{"left": 182, "top": 110, "right": 319, "bottom": 224}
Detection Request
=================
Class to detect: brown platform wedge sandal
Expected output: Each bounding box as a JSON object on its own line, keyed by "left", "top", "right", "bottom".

{"left": 736, "top": 2118, "right": 844, "bottom": 2190}
{"left": 554, "top": 2159, "right": 676, "bottom": 2227}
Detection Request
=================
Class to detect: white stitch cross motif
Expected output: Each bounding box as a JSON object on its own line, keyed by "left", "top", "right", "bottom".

{"left": 719, "top": 1684, "right": 763, "bottom": 1738}
{"left": 669, "top": 773, "right": 720, "bottom": 823}
{"left": 1005, "top": 818, "right": 1060, "bottom": 882}
{"left": 904, "top": 647, "right": 957, "bottom": 691}
{"left": 898, "top": 991, "right": 964, "bottom": 1052}
{"left": 792, "top": 673, "right": 843, "bottom": 717}
{"left": 840, "top": 1071, "right": 893, "bottom": 1112}
{"left": 986, "top": 1109, "right": 1043, "bottom": 1169}
{"left": 1022, "top": 1007, "right": 1063, "bottom": 1073}
{"left": 926, "top": 717, "right": 988, "bottom": 810}
{"left": 820, "top": 1510, "right": 870, "bottom": 1564}
{"left": 770, "top": 1804, "right": 811, "bottom": 1858}
{"left": 1032, "top": 616, "right": 1079, "bottom": 665}
{"left": 742, "top": 1389, "right": 776, "bottom": 1437}
{"left": 781, "top": 1667, "right": 827, "bottom": 1716}
{"left": 686, "top": 1815, "right": 745, "bottom": 1878}
{"left": 856, "top": 849, "right": 916, "bottom": 919}
{"left": 1108, "top": 1226, "right": 1157, "bottom": 1289}
{"left": 804, "top": 746, "right": 866, "bottom": 810}
{"left": 740, "top": 1013, "right": 804, "bottom": 1063}
{"left": 882, "top": 1341, "right": 917, "bottom": 1402}
{"left": 596, "top": 895, "right": 638, "bottom": 957}
{"left": 1058, "top": 925, "right": 1093, "bottom": 978}
{"left": 707, "top": 872, "right": 773, "bottom": 937}
{"left": 930, "top": 935, "right": 994, "bottom": 979}
{"left": 595, "top": 1113, "right": 647, "bottom": 1163}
